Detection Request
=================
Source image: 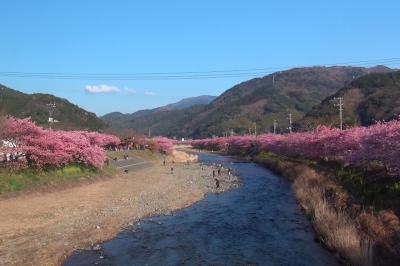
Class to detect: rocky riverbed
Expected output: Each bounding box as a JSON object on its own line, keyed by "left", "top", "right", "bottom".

{"left": 0, "top": 158, "right": 239, "bottom": 266}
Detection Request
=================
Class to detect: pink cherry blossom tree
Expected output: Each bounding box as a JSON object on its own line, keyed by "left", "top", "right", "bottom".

{"left": 189, "top": 120, "right": 400, "bottom": 177}
{"left": 0, "top": 117, "right": 120, "bottom": 169}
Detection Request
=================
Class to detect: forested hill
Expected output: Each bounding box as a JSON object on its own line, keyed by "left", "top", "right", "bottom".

{"left": 101, "top": 95, "right": 216, "bottom": 131}
{"left": 0, "top": 84, "right": 107, "bottom": 131}
{"left": 102, "top": 65, "right": 392, "bottom": 138}
{"left": 296, "top": 70, "right": 400, "bottom": 130}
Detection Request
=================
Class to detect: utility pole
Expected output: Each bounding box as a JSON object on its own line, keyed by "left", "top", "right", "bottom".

{"left": 287, "top": 112, "right": 293, "bottom": 133}
{"left": 273, "top": 120, "right": 278, "bottom": 134}
{"left": 148, "top": 128, "right": 151, "bottom": 138}
{"left": 46, "top": 102, "right": 56, "bottom": 129}
{"left": 334, "top": 97, "right": 344, "bottom": 130}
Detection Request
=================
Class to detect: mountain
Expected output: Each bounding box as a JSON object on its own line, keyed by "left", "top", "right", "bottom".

{"left": 296, "top": 70, "right": 400, "bottom": 130}
{"left": 161, "top": 95, "right": 217, "bottom": 110}
{"left": 0, "top": 84, "right": 107, "bottom": 131}
{"left": 101, "top": 95, "right": 216, "bottom": 131}
{"left": 102, "top": 65, "right": 392, "bottom": 138}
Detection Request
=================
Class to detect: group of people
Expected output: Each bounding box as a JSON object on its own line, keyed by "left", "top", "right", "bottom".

{"left": 212, "top": 164, "right": 232, "bottom": 177}
{"left": 162, "top": 158, "right": 175, "bottom": 174}
{"left": 211, "top": 163, "right": 232, "bottom": 189}
{"left": 163, "top": 158, "right": 232, "bottom": 189}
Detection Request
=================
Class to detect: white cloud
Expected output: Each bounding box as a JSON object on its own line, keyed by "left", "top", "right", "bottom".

{"left": 84, "top": 85, "right": 154, "bottom": 97}
{"left": 85, "top": 84, "right": 121, "bottom": 94}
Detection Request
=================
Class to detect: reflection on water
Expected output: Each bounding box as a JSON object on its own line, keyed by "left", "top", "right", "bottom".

{"left": 64, "top": 154, "right": 337, "bottom": 266}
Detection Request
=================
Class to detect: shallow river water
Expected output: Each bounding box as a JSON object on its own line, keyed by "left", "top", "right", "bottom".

{"left": 64, "top": 153, "right": 338, "bottom": 266}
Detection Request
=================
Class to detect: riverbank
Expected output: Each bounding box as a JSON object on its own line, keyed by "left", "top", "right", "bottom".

{"left": 65, "top": 151, "right": 337, "bottom": 266}
{"left": 254, "top": 152, "right": 400, "bottom": 265}
{"left": 0, "top": 154, "right": 239, "bottom": 265}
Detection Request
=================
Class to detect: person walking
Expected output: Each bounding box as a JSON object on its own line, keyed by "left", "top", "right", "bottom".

{"left": 171, "top": 167, "right": 174, "bottom": 174}
{"left": 212, "top": 170, "right": 216, "bottom": 178}
{"left": 215, "top": 178, "right": 220, "bottom": 189}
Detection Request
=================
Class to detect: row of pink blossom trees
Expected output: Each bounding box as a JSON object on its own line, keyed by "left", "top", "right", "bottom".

{"left": 189, "top": 120, "right": 400, "bottom": 177}
{"left": 0, "top": 117, "right": 120, "bottom": 169}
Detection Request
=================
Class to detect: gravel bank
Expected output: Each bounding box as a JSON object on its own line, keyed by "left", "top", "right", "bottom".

{"left": 0, "top": 159, "right": 239, "bottom": 266}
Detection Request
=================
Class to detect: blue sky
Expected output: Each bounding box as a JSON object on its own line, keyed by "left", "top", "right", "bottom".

{"left": 1, "top": 0, "right": 399, "bottom": 115}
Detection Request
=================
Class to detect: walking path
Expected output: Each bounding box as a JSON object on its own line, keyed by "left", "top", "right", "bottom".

{"left": 110, "top": 155, "right": 151, "bottom": 170}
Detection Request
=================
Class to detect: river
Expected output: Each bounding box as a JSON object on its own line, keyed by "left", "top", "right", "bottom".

{"left": 64, "top": 153, "right": 338, "bottom": 266}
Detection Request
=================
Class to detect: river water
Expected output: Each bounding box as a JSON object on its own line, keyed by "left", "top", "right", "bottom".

{"left": 64, "top": 153, "right": 338, "bottom": 266}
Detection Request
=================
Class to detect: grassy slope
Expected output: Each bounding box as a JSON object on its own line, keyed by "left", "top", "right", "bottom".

{"left": 254, "top": 152, "right": 400, "bottom": 212}
{"left": 254, "top": 152, "right": 400, "bottom": 265}
{"left": 0, "top": 150, "right": 161, "bottom": 195}
{"left": 0, "top": 165, "right": 116, "bottom": 194}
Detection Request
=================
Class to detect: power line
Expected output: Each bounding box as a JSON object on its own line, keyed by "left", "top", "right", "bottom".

{"left": 2, "top": 57, "right": 399, "bottom": 75}
{"left": 0, "top": 71, "right": 272, "bottom": 80}
{"left": 0, "top": 57, "right": 399, "bottom": 81}
{"left": 1, "top": 59, "right": 398, "bottom": 80}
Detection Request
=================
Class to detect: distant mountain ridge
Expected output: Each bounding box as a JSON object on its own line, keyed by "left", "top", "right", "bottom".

{"left": 0, "top": 84, "right": 106, "bottom": 131}
{"left": 101, "top": 95, "right": 216, "bottom": 129}
{"left": 160, "top": 95, "right": 217, "bottom": 110}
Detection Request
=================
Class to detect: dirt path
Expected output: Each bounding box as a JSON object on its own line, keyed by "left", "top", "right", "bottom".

{"left": 0, "top": 160, "right": 238, "bottom": 266}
